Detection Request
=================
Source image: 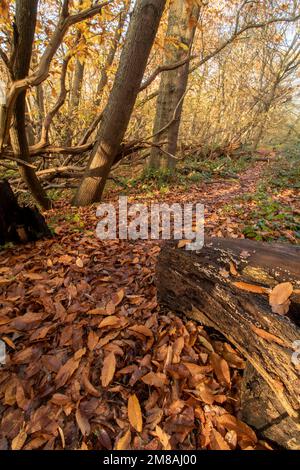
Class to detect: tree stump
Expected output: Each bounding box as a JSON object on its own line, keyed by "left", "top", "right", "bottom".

{"left": 0, "top": 180, "right": 52, "bottom": 245}
{"left": 156, "top": 237, "right": 300, "bottom": 449}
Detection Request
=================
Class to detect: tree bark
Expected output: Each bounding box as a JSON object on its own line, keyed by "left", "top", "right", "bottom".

{"left": 148, "top": 0, "right": 200, "bottom": 170}
{"left": 9, "top": 0, "right": 52, "bottom": 210}
{"left": 156, "top": 237, "right": 300, "bottom": 449}
{"left": 73, "top": 0, "right": 166, "bottom": 207}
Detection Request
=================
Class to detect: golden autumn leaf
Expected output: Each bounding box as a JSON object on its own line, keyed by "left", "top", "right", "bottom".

{"left": 86, "top": 307, "right": 107, "bottom": 315}
{"left": 128, "top": 394, "right": 143, "bottom": 433}
{"left": 172, "top": 336, "right": 185, "bottom": 363}
{"left": 98, "top": 315, "right": 121, "bottom": 328}
{"left": 129, "top": 324, "right": 153, "bottom": 338}
{"left": 210, "top": 428, "right": 231, "bottom": 450}
{"left": 154, "top": 425, "right": 171, "bottom": 450}
{"left": 115, "top": 428, "right": 131, "bottom": 450}
{"left": 217, "top": 414, "right": 257, "bottom": 443}
{"left": 55, "top": 357, "right": 81, "bottom": 388}
{"left": 141, "top": 372, "right": 167, "bottom": 388}
{"left": 75, "top": 257, "right": 84, "bottom": 268}
{"left": 101, "top": 352, "right": 116, "bottom": 387}
{"left": 177, "top": 239, "right": 192, "bottom": 248}
{"left": 11, "top": 428, "right": 27, "bottom": 450}
{"left": 87, "top": 330, "right": 99, "bottom": 351}
{"left": 112, "top": 288, "right": 125, "bottom": 306}
{"left": 232, "top": 281, "right": 269, "bottom": 294}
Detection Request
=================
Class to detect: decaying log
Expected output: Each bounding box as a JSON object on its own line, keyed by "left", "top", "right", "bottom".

{"left": 156, "top": 237, "right": 300, "bottom": 449}
{"left": 0, "top": 180, "right": 52, "bottom": 245}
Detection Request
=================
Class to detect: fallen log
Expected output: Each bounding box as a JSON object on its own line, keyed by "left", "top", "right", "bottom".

{"left": 156, "top": 237, "right": 300, "bottom": 449}
{"left": 0, "top": 180, "right": 52, "bottom": 245}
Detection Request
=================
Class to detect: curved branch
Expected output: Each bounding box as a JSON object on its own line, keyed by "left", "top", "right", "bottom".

{"left": 0, "top": 0, "right": 112, "bottom": 149}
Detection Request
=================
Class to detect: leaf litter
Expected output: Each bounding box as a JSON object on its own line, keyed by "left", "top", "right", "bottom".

{"left": 0, "top": 164, "right": 277, "bottom": 451}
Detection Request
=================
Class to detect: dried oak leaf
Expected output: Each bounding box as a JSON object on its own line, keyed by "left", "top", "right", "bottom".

{"left": 232, "top": 281, "right": 268, "bottom": 294}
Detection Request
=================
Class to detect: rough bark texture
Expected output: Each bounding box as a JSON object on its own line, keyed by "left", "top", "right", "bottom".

{"left": 73, "top": 0, "right": 166, "bottom": 206}
{"left": 9, "top": 0, "right": 51, "bottom": 210}
{"left": 0, "top": 180, "right": 51, "bottom": 245}
{"left": 148, "top": 0, "right": 200, "bottom": 170}
{"left": 240, "top": 363, "right": 300, "bottom": 449}
{"left": 156, "top": 237, "right": 300, "bottom": 449}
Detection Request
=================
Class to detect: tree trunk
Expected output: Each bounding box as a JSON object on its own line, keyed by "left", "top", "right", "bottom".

{"left": 73, "top": 0, "right": 166, "bottom": 207}
{"left": 156, "top": 237, "right": 300, "bottom": 449}
{"left": 148, "top": 0, "right": 200, "bottom": 170}
{"left": 65, "top": 58, "right": 85, "bottom": 146}
{"left": 9, "top": 0, "right": 52, "bottom": 210}
{"left": 78, "top": 5, "right": 128, "bottom": 147}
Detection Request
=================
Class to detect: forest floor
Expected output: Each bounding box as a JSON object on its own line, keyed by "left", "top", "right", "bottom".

{"left": 0, "top": 156, "right": 299, "bottom": 450}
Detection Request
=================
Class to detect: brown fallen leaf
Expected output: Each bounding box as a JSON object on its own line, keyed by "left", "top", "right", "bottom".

{"left": 55, "top": 356, "right": 80, "bottom": 388}
{"left": 172, "top": 336, "right": 185, "bottom": 363}
{"left": 269, "top": 282, "right": 293, "bottom": 315}
{"left": 210, "top": 353, "right": 231, "bottom": 388}
{"left": 210, "top": 428, "right": 231, "bottom": 450}
{"left": 153, "top": 425, "right": 171, "bottom": 450}
{"left": 86, "top": 307, "right": 107, "bottom": 315}
{"left": 112, "top": 288, "right": 125, "bottom": 306}
{"left": 128, "top": 394, "right": 143, "bottom": 433}
{"left": 183, "top": 362, "right": 212, "bottom": 376}
{"left": 141, "top": 372, "right": 167, "bottom": 388}
{"left": 101, "top": 352, "right": 116, "bottom": 387}
{"left": 251, "top": 325, "right": 284, "bottom": 345}
{"left": 115, "top": 428, "right": 131, "bottom": 450}
{"left": 76, "top": 408, "right": 91, "bottom": 437}
{"left": 218, "top": 414, "right": 257, "bottom": 443}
